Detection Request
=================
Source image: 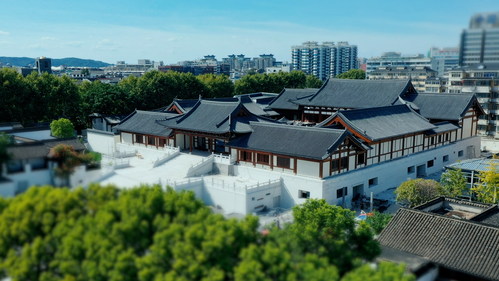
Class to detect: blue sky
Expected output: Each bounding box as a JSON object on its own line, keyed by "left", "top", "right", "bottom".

{"left": 0, "top": 0, "right": 498, "bottom": 64}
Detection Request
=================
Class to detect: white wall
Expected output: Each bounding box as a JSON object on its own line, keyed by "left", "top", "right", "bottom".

{"left": 321, "top": 136, "right": 481, "bottom": 207}
{"left": 87, "top": 129, "right": 118, "bottom": 155}
{"left": 122, "top": 132, "right": 133, "bottom": 144}
{"left": 297, "top": 159, "right": 320, "bottom": 177}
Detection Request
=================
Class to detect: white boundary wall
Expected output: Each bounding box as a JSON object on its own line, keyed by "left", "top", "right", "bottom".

{"left": 322, "top": 136, "right": 481, "bottom": 208}
{"left": 87, "top": 129, "right": 119, "bottom": 155}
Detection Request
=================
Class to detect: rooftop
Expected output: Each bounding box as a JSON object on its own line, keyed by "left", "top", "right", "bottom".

{"left": 378, "top": 208, "right": 499, "bottom": 281}
{"left": 318, "top": 104, "right": 436, "bottom": 141}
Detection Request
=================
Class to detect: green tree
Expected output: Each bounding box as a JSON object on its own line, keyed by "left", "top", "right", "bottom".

{"left": 0, "top": 68, "right": 34, "bottom": 124}
{"left": 50, "top": 118, "right": 75, "bottom": 138}
{"left": 235, "top": 71, "right": 315, "bottom": 95}
{"left": 341, "top": 261, "right": 415, "bottom": 281}
{"left": 395, "top": 178, "right": 442, "bottom": 207}
{"left": 440, "top": 168, "right": 467, "bottom": 197}
{"left": 472, "top": 161, "right": 499, "bottom": 203}
{"left": 79, "top": 80, "right": 132, "bottom": 117}
{"left": 26, "top": 73, "right": 81, "bottom": 124}
{"left": 305, "top": 74, "right": 323, "bottom": 88}
{"left": 336, "top": 69, "right": 366, "bottom": 79}
{"left": 365, "top": 211, "right": 393, "bottom": 234}
{"left": 0, "top": 186, "right": 411, "bottom": 281}
{"left": 197, "top": 74, "right": 234, "bottom": 98}
{"left": 0, "top": 133, "right": 12, "bottom": 176}
{"left": 127, "top": 71, "right": 207, "bottom": 110}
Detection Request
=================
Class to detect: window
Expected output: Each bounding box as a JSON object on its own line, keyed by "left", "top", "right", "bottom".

{"left": 458, "top": 150, "right": 464, "bottom": 157}
{"left": 298, "top": 190, "right": 310, "bottom": 199}
{"left": 240, "top": 151, "right": 252, "bottom": 162}
{"left": 276, "top": 156, "right": 291, "bottom": 169}
{"left": 427, "top": 160, "right": 434, "bottom": 167}
{"left": 407, "top": 166, "right": 415, "bottom": 174}
{"left": 369, "top": 177, "right": 378, "bottom": 187}
{"left": 443, "top": 155, "right": 449, "bottom": 162}
{"left": 337, "top": 187, "right": 347, "bottom": 198}
{"left": 148, "top": 136, "right": 155, "bottom": 145}
{"left": 135, "top": 134, "right": 144, "bottom": 143}
{"left": 158, "top": 138, "right": 167, "bottom": 147}
{"left": 256, "top": 153, "right": 270, "bottom": 165}
{"left": 357, "top": 153, "right": 366, "bottom": 165}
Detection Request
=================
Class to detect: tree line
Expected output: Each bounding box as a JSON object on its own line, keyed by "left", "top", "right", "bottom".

{"left": 0, "top": 185, "right": 413, "bottom": 281}
{"left": 0, "top": 69, "right": 322, "bottom": 130}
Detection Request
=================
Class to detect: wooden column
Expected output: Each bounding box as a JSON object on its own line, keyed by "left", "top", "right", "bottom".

{"left": 293, "top": 158, "right": 297, "bottom": 174}
{"left": 319, "top": 161, "right": 323, "bottom": 178}
{"left": 270, "top": 153, "right": 274, "bottom": 170}
{"left": 189, "top": 135, "right": 193, "bottom": 152}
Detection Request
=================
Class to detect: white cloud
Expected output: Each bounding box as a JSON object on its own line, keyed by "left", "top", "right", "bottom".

{"left": 0, "top": 30, "right": 10, "bottom": 36}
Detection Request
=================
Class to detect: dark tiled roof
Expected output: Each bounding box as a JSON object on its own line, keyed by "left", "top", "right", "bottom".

{"left": 319, "top": 105, "right": 436, "bottom": 141}
{"left": 268, "top": 88, "right": 317, "bottom": 110}
{"left": 378, "top": 208, "right": 499, "bottom": 281}
{"left": 114, "top": 110, "right": 176, "bottom": 137}
{"left": 296, "top": 79, "right": 413, "bottom": 108}
{"left": 159, "top": 100, "right": 275, "bottom": 135}
{"left": 403, "top": 93, "right": 483, "bottom": 121}
{"left": 471, "top": 206, "right": 499, "bottom": 227}
{"left": 425, "top": 121, "right": 460, "bottom": 135}
{"left": 227, "top": 122, "right": 361, "bottom": 160}
{"left": 239, "top": 96, "right": 279, "bottom": 117}
{"left": 7, "top": 138, "right": 86, "bottom": 160}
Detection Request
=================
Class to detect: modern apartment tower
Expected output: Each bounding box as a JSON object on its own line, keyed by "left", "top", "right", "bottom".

{"left": 291, "top": 41, "right": 358, "bottom": 80}
{"left": 459, "top": 12, "right": 499, "bottom": 65}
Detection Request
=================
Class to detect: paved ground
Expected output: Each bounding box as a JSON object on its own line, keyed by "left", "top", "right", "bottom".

{"left": 101, "top": 152, "right": 206, "bottom": 188}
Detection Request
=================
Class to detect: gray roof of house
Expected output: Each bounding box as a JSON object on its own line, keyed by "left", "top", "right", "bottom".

{"left": 425, "top": 121, "right": 460, "bottom": 135}
{"left": 159, "top": 100, "right": 275, "bottom": 135}
{"left": 227, "top": 122, "right": 363, "bottom": 160}
{"left": 296, "top": 79, "right": 413, "bottom": 109}
{"left": 114, "top": 110, "right": 177, "bottom": 137}
{"left": 402, "top": 93, "right": 483, "bottom": 121}
{"left": 378, "top": 208, "right": 499, "bottom": 281}
{"left": 318, "top": 105, "right": 436, "bottom": 141}
{"left": 7, "top": 138, "right": 86, "bottom": 160}
{"left": 471, "top": 206, "right": 499, "bottom": 227}
{"left": 446, "top": 158, "right": 499, "bottom": 173}
{"left": 239, "top": 96, "right": 280, "bottom": 117}
{"left": 268, "top": 88, "right": 318, "bottom": 110}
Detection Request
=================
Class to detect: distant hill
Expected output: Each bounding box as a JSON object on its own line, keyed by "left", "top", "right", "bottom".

{"left": 0, "top": 57, "right": 112, "bottom": 68}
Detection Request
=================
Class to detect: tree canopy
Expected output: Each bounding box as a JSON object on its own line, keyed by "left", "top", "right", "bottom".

{"left": 395, "top": 178, "right": 442, "bottom": 207}
{"left": 0, "top": 133, "right": 12, "bottom": 176}
{"left": 0, "top": 186, "right": 413, "bottom": 281}
{"left": 440, "top": 168, "right": 467, "bottom": 197}
{"left": 336, "top": 69, "right": 366, "bottom": 80}
{"left": 50, "top": 118, "right": 76, "bottom": 138}
{"left": 234, "top": 71, "right": 323, "bottom": 95}
{"left": 472, "top": 160, "right": 499, "bottom": 204}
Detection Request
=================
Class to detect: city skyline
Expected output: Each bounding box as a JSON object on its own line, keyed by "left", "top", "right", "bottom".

{"left": 0, "top": 0, "right": 498, "bottom": 64}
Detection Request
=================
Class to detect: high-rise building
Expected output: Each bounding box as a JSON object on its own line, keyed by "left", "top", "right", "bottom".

{"left": 366, "top": 52, "right": 431, "bottom": 75}
{"left": 459, "top": 12, "right": 499, "bottom": 65}
{"left": 429, "top": 47, "right": 460, "bottom": 77}
{"left": 291, "top": 41, "right": 358, "bottom": 80}
{"left": 35, "top": 56, "right": 52, "bottom": 74}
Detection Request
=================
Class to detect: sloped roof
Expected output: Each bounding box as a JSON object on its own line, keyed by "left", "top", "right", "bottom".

{"left": 114, "top": 110, "right": 176, "bottom": 137}
{"left": 227, "top": 122, "right": 362, "bottom": 160}
{"left": 403, "top": 93, "right": 483, "bottom": 121}
{"left": 296, "top": 79, "right": 413, "bottom": 108}
{"left": 425, "top": 121, "right": 460, "bottom": 135}
{"left": 446, "top": 158, "right": 499, "bottom": 173}
{"left": 159, "top": 100, "right": 275, "bottom": 135}
{"left": 239, "top": 96, "right": 279, "bottom": 117}
{"left": 318, "top": 105, "right": 436, "bottom": 141}
{"left": 7, "top": 138, "right": 86, "bottom": 160}
{"left": 378, "top": 208, "right": 499, "bottom": 281}
{"left": 268, "top": 88, "right": 318, "bottom": 110}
